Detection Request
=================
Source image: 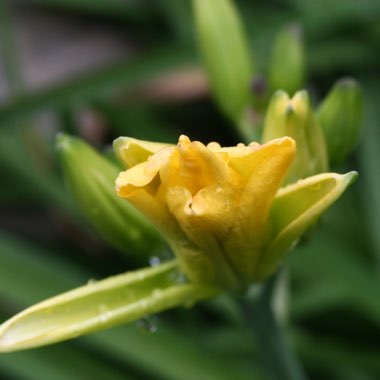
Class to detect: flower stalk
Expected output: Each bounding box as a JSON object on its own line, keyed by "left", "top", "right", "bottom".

{"left": 239, "top": 273, "right": 307, "bottom": 380}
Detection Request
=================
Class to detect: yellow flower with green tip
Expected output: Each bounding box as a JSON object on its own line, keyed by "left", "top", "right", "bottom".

{"left": 115, "top": 135, "right": 356, "bottom": 290}
{"left": 0, "top": 134, "right": 356, "bottom": 353}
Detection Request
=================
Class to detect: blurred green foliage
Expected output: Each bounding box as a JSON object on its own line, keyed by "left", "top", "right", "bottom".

{"left": 0, "top": 0, "right": 379, "bottom": 379}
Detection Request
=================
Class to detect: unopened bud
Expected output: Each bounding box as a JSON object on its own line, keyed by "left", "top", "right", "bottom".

{"left": 263, "top": 90, "right": 328, "bottom": 184}
{"left": 192, "top": 0, "right": 253, "bottom": 122}
{"left": 317, "top": 78, "right": 363, "bottom": 165}
{"left": 268, "top": 24, "right": 305, "bottom": 95}
{"left": 56, "top": 134, "right": 164, "bottom": 259}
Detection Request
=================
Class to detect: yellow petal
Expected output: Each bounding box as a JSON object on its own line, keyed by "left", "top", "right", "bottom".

{"left": 222, "top": 137, "right": 296, "bottom": 279}
{"left": 116, "top": 149, "right": 181, "bottom": 240}
{"left": 239, "top": 137, "right": 296, "bottom": 227}
{"left": 166, "top": 185, "right": 242, "bottom": 290}
{"left": 208, "top": 141, "right": 261, "bottom": 181}
{"left": 160, "top": 135, "right": 233, "bottom": 196}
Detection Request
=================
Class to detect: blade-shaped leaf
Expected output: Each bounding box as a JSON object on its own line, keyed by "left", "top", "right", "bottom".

{"left": 0, "top": 231, "right": 256, "bottom": 380}
{"left": 0, "top": 260, "right": 218, "bottom": 352}
{"left": 0, "top": 45, "right": 194, "bottom": 125}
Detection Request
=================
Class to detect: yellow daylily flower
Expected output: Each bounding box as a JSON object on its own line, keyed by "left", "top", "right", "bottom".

{"left": 0, "top": 135, "right": 357, "bottom": 353}
{"left": 115, "top": 135, "right": 357, "bottom": 291}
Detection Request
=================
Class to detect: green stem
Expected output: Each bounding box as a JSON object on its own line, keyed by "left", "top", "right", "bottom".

{"left": 239, "top": 273, "right": 307, "bottom": 380}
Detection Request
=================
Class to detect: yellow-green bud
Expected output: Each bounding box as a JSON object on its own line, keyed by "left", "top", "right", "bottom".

{"left": 317, "top": 78, "right": 363, "bottom": 165}
{"left": 262, "top": 90, "right": 328, "bottom": 184}
{"left": 56, "top": 134, "right": 164, "bottom": 259}
{"left": 192, "top": 0, "right": 253, "bottom": 122}
{"left": 268, "top": 24, "right": 305, "bottom": 95}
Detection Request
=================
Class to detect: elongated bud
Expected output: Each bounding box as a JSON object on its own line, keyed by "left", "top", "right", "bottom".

{"left": 268, "top": 24, "right": 305, "bottom": 95}
{"left": 317, "top": 78, "right": 363, "bottom": 165}
{"left": 192, "top": 0, "right": 253, "bottom": 122}
{"left": 263, "top": 90, "right": 328, "bottom": 184}
{"left": 56, "top": 134, "right": 164, "bottom": 259}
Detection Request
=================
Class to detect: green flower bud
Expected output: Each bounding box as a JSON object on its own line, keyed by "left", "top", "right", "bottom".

{"left": 262, "top": 90, "right": 328, "bottom": 184}
{"left": 192, "top": 0, "right": 253, "bottom": 123}
{"left": 56, "top": 134, "right": 164, "bottom": 258}
{"left": 317, "top": 78, "right": 363, "bottom": 165}
{"left": 268, "top": 24, "right": 305, "bottom": 95}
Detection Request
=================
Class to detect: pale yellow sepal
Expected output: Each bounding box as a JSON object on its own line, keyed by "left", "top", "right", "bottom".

{"left": 114, "top": 136, "right": 173, "bottom": 168}
{"left": 255, "top": 171, "right": 358, "bottom": 280}
{"left": 0, "top": 260, "right": 218, "bottom": 352}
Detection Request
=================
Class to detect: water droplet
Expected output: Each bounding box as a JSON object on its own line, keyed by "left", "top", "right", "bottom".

{"left": 288, "top": 238, "right": 300, "bottom": 252}
{"left": 215, "top": 183, "right": 223, "bottom": 193}
{"left": 98, "top": 304, "right": 111, "bottom": 324}
{"left": 135, "top": 315, "right": 158, "bottom": 334}
{"left": 168, "top": 269, "right": 187, "bottom": 284}
{"left": 149, "top": 256, "right": 161, "bottom": 267}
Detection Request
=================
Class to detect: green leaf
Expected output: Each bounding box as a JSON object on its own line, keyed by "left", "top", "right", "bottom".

{"left": 0, "top": 343, "right": 135, "bottom": 380}
{"left": 0, "top": 45, "right": 194, "bottom": 125}
{"left": 358, "top": 80, "right": 380, "bottom": 269}
{"left": 192, "top": 0, "right": 253, "bottom": 139}
{"left": 0, "top": 260, "right": 218, "bottom": 352}
{"left": 0, "top": 232, "right": 253, "bottom": 380}
{"left": 0, "top": 129, "right": 72, "bottom": 211}
{"left": 289, "top": 227, "right": 380, "bottom": 325}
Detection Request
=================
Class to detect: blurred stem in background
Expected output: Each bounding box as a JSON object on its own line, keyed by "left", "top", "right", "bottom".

{"left": 239, "top": 273, "right": 307, "bottom": 380}
{"left": 0, "top": 0, "right": 73, "bottom": 213}
{"left": 0, "top": 0, "right": 24, "bottom": 97}
{"left": 192, "top": 0, "right": 255, "bottom": 142}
